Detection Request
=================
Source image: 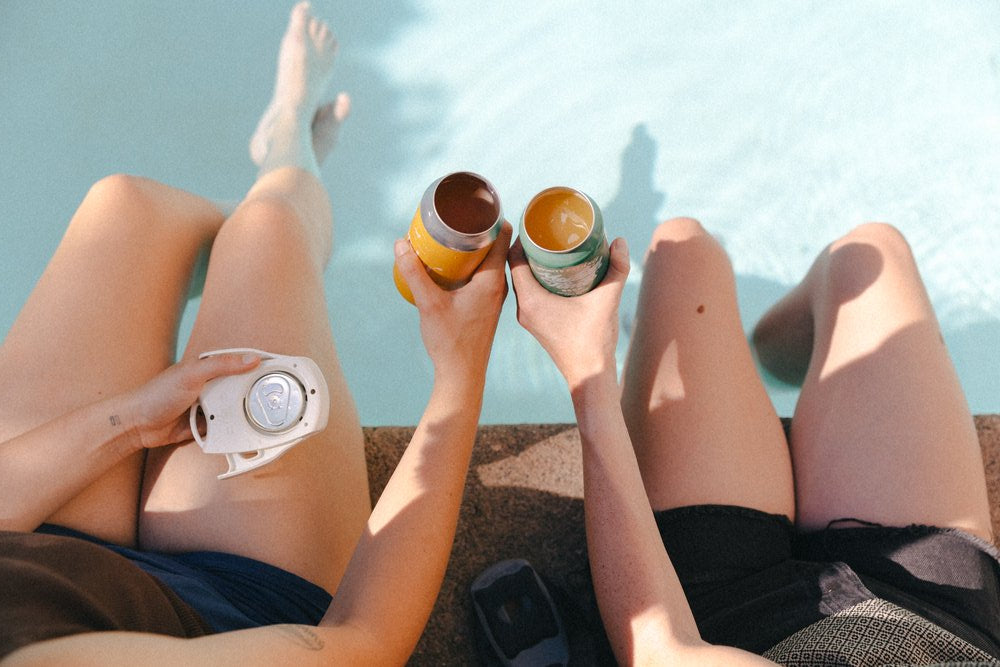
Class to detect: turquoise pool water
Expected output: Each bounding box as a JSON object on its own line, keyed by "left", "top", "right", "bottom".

{"left": 1, "top": 1, "right": 998, "bottom": 425}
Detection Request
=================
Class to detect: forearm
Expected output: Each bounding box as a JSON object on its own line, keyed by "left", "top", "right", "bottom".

{"left": 320, "top": 372, "right": 484, "bottom": 663}
{"left": 571, "top": 370, "right": 703, "bottom": 663}
{"left": 3, "top": 374, "right": 490, "bottom": 665}
{"left": 0, "top": 397, "right": 141, "bottom": 531}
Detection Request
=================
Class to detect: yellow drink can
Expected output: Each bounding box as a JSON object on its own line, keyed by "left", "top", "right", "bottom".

{"left": 394, "top": 172, "right": 504, "bottom": 304}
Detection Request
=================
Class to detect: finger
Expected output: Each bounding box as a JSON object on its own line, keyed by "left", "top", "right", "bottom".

{"left": 507, "top": 238, "right": 545, "bottom": 300}
{"left": 506, "top": 236, "right": 529, "bottom": 271}
{"left": 194, "top": 352, "right": 261, "bottom": 384}
{"left": 394, "top": 238, "right": 438, "bottom": 305}
{"left": 507, "top": 239, "right": 553, "bottom": 324}
{"left": 471, "top": 221, "right": 513, "bottom": 282}
{"left": 506, "top": 237, "right": 533, "bottom": 284}
{"left": 595, "top": 237, "right": 630, "bottom": 292}
{"left": 608, "top": 237, "right": 630, "bottom": 279}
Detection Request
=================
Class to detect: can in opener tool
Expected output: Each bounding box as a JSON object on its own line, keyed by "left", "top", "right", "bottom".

{"left": 190, "top": 348, "right": 329, "bottom": 479}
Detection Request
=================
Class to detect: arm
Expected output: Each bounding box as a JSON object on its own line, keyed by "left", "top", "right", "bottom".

{"left": 321, "top": 224, "right": 512, "bottom": 663}
{"left": 509, "top": 239, "right": 774, "bottom": 666}
{"left": 0, "top": 353, "right": 261, "bottom": 532}
{"left": 4, "top": 225, "right": 512, "bottom": 667}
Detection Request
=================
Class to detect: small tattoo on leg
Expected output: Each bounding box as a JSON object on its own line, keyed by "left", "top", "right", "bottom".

{"left": 109, "top": 415, "right": 121, "bottom": 426}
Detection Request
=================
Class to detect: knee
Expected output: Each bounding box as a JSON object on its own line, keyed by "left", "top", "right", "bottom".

{"left": 836, "top": 222, "right": 913, "bottom": 259}
{"left": 219, "top": 195, "right": 312, "bottom": 256}
{"left": 824, "top": 222, "right": 919, "bottom": 300}
{"left": 645, "top": 217, "right": 731, "bottom": 271}
{"left": 650, "top": 217, "right": 710, "bottom": 245}
{"left": 85, "top": 173, "right": 153, "bottom": 208}
{"left": 233, "top": 195, "right": 302, "bottom": 229}
{"left": 73, "top": 174, "right": 162, "bottom": 239}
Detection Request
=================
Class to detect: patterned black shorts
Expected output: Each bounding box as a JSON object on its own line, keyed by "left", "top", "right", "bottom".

{"left": 654, "top": 504, "right": 1000, "bottom": 658}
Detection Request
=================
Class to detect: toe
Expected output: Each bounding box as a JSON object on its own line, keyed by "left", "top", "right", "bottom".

{"left": 333, "top": 93, "right": 351, "bottom": 122}
{"left": 290, "top": 2, "right": 310, "bottom": 29}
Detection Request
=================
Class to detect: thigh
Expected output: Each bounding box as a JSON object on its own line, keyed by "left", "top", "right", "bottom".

{"left": 140, "top": 187, "right": 370, "bottom": 595}
{"left": 0, "top": 175, "right": 223, "bottom": 545}
{"left": 620, "top": 218, "right": 794, "bottom": 518}
{"left": 789, "top": 223, "right": 992, "bottom": 541}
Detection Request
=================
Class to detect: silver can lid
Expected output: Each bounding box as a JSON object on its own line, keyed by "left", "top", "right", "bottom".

{"left": 245, "top": 372, "right": 306, "bottom": 433}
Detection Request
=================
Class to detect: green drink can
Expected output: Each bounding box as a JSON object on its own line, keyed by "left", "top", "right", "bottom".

{"left": 519, "top": 186, "right": 610, "bottom": 296}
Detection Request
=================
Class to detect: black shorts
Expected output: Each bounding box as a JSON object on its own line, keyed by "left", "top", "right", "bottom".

{"left": 655, "top": 504, "right": 1000, "bottom": 658}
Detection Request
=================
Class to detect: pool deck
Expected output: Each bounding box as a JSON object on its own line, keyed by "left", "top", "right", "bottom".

{"left": 364, "top": 415, "right": 1000, "bottom": 665}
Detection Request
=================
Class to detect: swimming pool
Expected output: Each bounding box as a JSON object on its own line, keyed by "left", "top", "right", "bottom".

{"left": 1, "top": 1, "right": 997, "bottom": 425}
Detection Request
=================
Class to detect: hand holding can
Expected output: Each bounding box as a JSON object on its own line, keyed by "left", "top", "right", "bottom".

{"left": 393, "top": 171, "right": 503, "bottom": 304}
{"left": 519, "top": 187, "right": 610, "bottom": 297}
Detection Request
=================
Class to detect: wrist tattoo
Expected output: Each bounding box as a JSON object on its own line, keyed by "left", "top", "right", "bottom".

{"left": 108, "top": 414, "right": 122, "bottom": 427}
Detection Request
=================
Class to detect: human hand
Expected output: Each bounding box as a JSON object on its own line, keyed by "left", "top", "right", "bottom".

{"left": 394, "top": 223, "right": 512, "bottom": 387}
{"left": 123, "top": 353, "right": 262, "bottom": 449}
{"left": 508, "top": 237, "right": 630, "bottom": 390}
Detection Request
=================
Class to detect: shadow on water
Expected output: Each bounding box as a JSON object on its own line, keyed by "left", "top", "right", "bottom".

{"left": 603, "top": 123, "right": 666, "bottom": 346}
{"left": 603, "top": 123, "right": 667, "bottom": 236}
{"left": 484, "top": 123, "right": 671, "bottom": 425}
{"left": 733, "top": 272, "right": 803, "bottom": 417}
{"left": 598, "top": 124, "right": 806, "bottom": 417}
{"left": 322, "top": 1, "right": 427, "bottom": 240}
{"left": 315, "top": 3, "right": 454, "bottom": 426}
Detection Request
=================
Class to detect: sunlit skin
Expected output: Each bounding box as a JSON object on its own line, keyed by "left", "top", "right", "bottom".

{"left": 509, "top": 217, "right": 991, "bottom": 665}
{"left": 1, "top": 4, "right": 510, "bottom": 664}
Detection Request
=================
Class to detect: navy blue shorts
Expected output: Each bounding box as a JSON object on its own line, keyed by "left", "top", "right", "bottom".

{"left": 654, "top": 505, "right": 1000, "bottom": 658}
{"left": 37, "top": 524, "right": 331, "bottom": 633}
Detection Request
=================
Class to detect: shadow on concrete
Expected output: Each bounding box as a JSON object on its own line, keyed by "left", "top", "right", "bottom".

{"left": 365, "top": 416, "right": 1000, "bottom": 664}
{"left": 366, "top": 425, "right": 615, "bottom": 665}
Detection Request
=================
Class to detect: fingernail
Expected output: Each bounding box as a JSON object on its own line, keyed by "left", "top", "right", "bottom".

{"left": 394, "top": 240, "right": 407, "bottom": 257}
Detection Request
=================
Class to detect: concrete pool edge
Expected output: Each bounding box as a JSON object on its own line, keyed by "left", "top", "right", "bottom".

{"left": 363, "top": 415, "right": 1000, "bottom": 664}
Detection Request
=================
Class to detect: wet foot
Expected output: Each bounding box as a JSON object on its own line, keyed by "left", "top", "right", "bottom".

{"left": 250, "top": 2, "right": 344, "bottom": 167}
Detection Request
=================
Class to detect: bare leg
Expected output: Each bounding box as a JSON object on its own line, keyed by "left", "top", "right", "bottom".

{"left": 140, "top": 3, "right": 368, "bottom": 595}
{"left": 0, "top": 176, "right": 226, "bottom": 545}
{"left": 620, "top": 218, "right": 794, "bottom": 518}
{"left": 753, "top": 222, "right": 992, "bottom": 541}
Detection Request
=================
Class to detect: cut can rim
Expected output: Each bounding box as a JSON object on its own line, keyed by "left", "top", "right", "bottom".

{"left": 421, "top": 171, "right": 503, "bottom": 251}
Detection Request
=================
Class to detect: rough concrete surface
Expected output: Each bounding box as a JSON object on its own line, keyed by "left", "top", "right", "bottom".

{"left": 363, "top": 415, "right": 1000, "bottom": 665}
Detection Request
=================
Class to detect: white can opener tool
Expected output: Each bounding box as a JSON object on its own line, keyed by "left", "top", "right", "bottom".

{"left": 190, "top": 348, "right": 329, "bottom": 479}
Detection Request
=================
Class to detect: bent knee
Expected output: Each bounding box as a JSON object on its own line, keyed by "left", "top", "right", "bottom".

{"left": 835, "top": 222, "right": 913, "bottom": 259}
{"left": 645, "top": 217, "right": 731, "bottom": 271}
{"left": 824, "top": 222, "right": 921, "bottom": 301}
{"left": 650, "top": 217, "right": 709, "bottom": 245}
{"left": 73, "top": 174, "right": 170, "bottom": 240}
{"left": 232, "top": 195, "right": 303, "bottom": 229}
{"left": 219, "top": 196, "right": 312, "bottom": 254}
{"left": 83, "top": 174, "right": 154, "bottom": 213}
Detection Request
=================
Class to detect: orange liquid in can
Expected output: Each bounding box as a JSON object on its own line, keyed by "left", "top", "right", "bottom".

{"left": 523, "top": 189, "right": 594, "bottom": 251}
